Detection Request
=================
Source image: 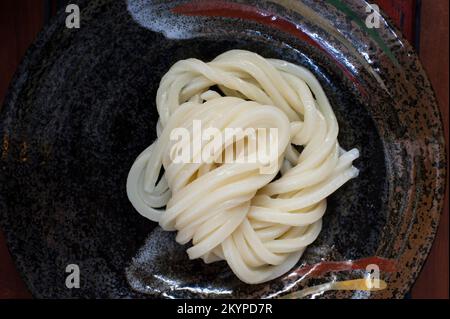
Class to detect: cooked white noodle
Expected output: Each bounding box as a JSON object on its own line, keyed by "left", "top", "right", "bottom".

{"left": 127, "top": 50, "right": 359, "bottom": 284}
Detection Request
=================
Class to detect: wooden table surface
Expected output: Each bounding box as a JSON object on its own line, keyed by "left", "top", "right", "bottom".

{"left": 0, "top": 0, "right": 448, "bottom": 299}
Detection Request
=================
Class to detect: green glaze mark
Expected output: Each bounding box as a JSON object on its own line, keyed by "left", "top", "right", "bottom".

{"left": 326, "top": 0, "right": 399, "bottom": 66}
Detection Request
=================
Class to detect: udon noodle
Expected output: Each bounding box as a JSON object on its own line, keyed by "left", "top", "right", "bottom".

{"left": 127, "top": 50, "right": 359, "bottom": 284}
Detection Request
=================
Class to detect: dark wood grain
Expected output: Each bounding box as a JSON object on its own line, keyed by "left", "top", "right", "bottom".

{"left": 0, "top": 0, "right": 45, "bottom": 109}
{"left": 0, "top": 0, "right": 447, "bottom": 299}
{"left": 412, "top": 0, "right": 449, "bottom": 299}
{"left": 0, "top": 0, "right": 44, "bottom": 299}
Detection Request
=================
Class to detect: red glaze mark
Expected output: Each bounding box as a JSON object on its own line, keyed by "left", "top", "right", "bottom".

{"left": 172, "top": 0, "right": 367, "bottom": 96}
{"left": 294, "top": 256, "right": 396, "bottom": 278}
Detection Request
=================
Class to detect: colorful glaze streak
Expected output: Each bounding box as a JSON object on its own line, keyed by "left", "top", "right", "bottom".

{"left": 281, "top": 257, "right": 395, "bottom": 299}
{"left": 171, "top": 0, "right": 368, "bottom": 96}
{"left": 294, "top": 256, "right": 396, "bottom": 277}
{"left": 326, "top": 0, "right": 399, "bottom": 66}
{"left": 282, "top": 278, "right": 388, "bottom": 299}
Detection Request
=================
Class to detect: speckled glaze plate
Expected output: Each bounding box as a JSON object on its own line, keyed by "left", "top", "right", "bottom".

{"left": 0, "top": 0, "right": 446, "bottom": 299}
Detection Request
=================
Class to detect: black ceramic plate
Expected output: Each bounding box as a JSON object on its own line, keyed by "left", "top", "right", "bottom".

{"left": 0, "top": 0, "right": 446, "bottom": 298}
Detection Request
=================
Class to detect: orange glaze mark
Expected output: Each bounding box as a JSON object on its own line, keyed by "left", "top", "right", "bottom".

{"left": 295, "top": 256, "right": 396, "bottom": 278}
{"left": 171, "top": 0, "right": 367, "bottom": 96}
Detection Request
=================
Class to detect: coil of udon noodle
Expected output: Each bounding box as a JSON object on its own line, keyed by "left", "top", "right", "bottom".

{"left": 127, "top": 50, "right": 359, "bottom": 284}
